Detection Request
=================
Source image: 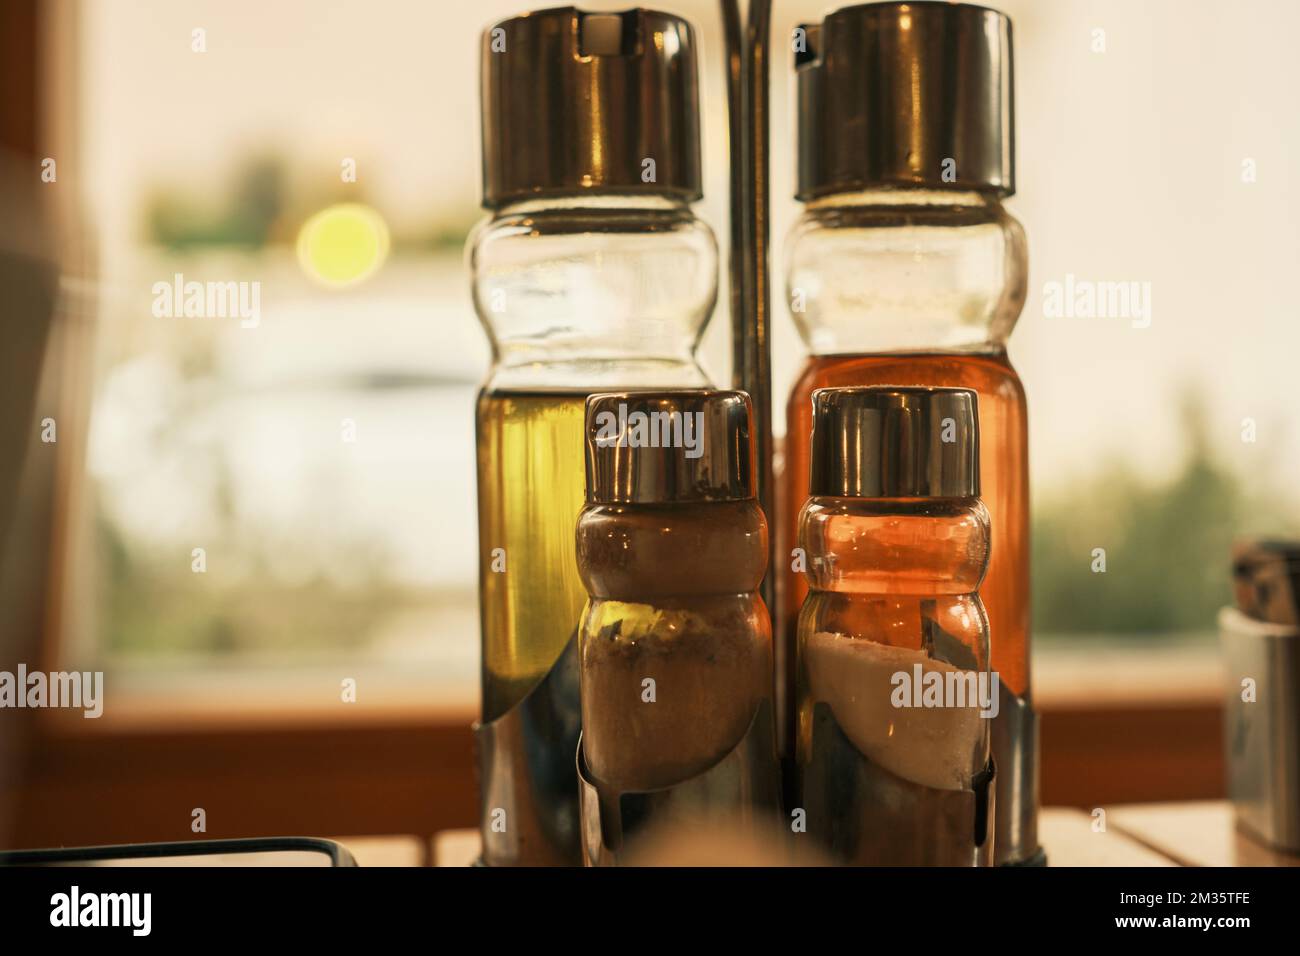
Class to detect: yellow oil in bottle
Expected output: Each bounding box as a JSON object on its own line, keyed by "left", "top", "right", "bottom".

{"left": 476, "top": 389, "right": 590, "bottom": 722}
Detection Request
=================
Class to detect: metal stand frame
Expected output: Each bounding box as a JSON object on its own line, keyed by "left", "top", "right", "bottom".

{"left": 803, "top": 703, "right": 996, "bottom": 866}
{"left": 576, "top": 699, "right": 781, "bottom": 866}
{"left": 475, "top": 636, "right": 582, "bottom": 866}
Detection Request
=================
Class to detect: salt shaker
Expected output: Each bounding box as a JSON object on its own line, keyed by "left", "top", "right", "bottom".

{"left": 796, "top": 386, "right": 996, "bottom": 865}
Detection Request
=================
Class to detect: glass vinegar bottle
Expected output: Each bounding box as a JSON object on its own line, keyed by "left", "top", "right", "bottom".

{"left": 780, "top": 2, "right": 1037, "bottom": 864}
{"left": 782, "top": 186, "right": 1028, "bottom": 707}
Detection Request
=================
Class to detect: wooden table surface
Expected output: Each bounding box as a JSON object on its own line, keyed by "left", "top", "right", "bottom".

{"left": 338, "top": 802, "right": 1298, "bottom": 866}
{"left": 1107, "top": 801, "right": 1300, "bottom": 867}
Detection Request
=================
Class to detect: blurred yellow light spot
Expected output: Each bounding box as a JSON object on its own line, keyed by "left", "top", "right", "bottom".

{"left": 296, "top": 203, "right": 390, "bottom": 287}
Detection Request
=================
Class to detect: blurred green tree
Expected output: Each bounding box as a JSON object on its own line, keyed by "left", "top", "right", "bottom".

{"left": 1031, "top": 390, "right": 1251, "bottom": 639}
{"left": 145, "top": 154, "right": 288, "bottom": 250}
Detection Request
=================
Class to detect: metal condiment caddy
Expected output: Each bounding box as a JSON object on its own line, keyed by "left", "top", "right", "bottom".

{"left": 469, "top": 1, "right": 1041, "bottom": 867}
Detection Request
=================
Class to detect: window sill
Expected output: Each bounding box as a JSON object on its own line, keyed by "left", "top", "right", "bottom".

{"left": 1034, "top": 641, "right": 1222, "bottom": 709}
{"left": 10, "top": 642, "right": 1228, "bottom": 850}
{"left": 35, "top": 665, "right": 478, "bottom": 736}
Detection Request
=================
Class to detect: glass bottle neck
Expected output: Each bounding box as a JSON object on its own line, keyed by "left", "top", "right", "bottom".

{"left": 471, "top": 192, "right": 718, "bottom": 393}
{"left": 787, "top": 186, "right": 1027, "bottom": 356}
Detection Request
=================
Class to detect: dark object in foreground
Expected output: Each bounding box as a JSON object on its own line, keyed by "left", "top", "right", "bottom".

{"left": 0, "top": 837, "right": 356, "bottom": 867}
{"left": 1222, "top": 537, "right": 1300, "bottom": 854}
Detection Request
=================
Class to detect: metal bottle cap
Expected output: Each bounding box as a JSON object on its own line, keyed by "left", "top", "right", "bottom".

{"left": 809, "top": 386, "right": 980, "bottom": 498}
{"left": 480, "top": 7, "right": 703, "bottom": 209}
{"left": 585, "top": 390, "right": 755, "bottom": 504}
{"left": 795, "top": 2, "right": 1015, "bottom": 200}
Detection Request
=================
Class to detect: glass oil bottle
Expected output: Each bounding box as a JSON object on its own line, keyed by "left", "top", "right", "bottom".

{"left": 575, "top": 391, "right": 778, "bottom": 863}
{"left": 780, "top": 1, "right": 1039, "bottom": 864}
{"left": 470, "top": 8, "right": 717, "bottom": 866}
{"left": 796, "top": 386, "right": 994, "bottom": 865}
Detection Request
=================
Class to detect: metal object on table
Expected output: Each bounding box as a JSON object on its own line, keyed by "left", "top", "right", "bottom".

{"left": 1233, "top": 539, "right": 1300, "bottom": 627}
{"left": 474, "top": 634, "right": 582, "bottom": 866}
{"left": 576, "top": 699, "right": 781, "bottom": 866}
{"left": 802, "top": 703, "right": 996, "bottom": 866}
{"left": 0, "top": 837, "right": 358, "bottom": 867}
{"left": 992, "top": 683, "right": 1045, "bottom": 865}
{"left": 1220, "top": 605, "right": 1300, "bottom": 854}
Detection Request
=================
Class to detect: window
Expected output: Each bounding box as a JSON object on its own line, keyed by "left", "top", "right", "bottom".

{"left": 6, "top": 0, "right": 1295, "bottom": 850}
{"left": 69, "top": 1, "right": 502, "bottom": 701}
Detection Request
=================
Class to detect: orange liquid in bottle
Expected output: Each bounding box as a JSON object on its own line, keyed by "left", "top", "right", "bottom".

{"left": 782, "top": 351, "right": 1030, "bottom": 725}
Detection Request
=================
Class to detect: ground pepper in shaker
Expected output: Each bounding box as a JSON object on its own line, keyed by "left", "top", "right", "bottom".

{"left": 796, "top": 386, "right": 995, "bottom": 864}
{"left": 576, "top": 391, "right": 774, "bottom": 797}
